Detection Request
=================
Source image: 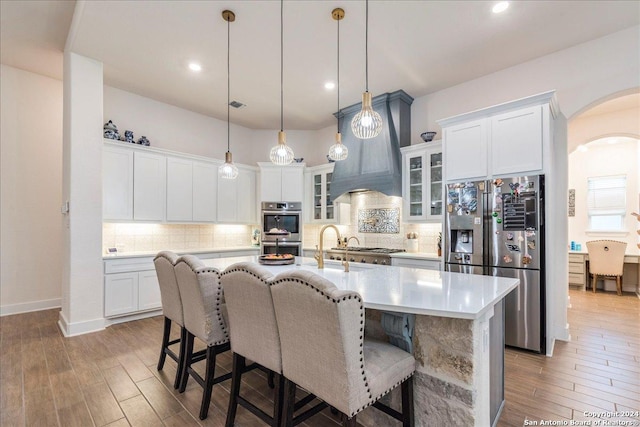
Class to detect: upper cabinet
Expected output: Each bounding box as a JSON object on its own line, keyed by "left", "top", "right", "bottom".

{"left": 304, "top": 163, "right": 350, "bottom": 224}
{"left": 257, "top": 163, "right": 305, "bottom": 202}
{"left": 103, "top": 140, "right": 255, "bottom": 224}
{"left": 217, "top": 165, "right": 257, "bottom": 224}
{"left": 439, "top": 91, "right": 555, "bottom": 182}
{"left": 401, "top": 141, "right": 443, "bottom": 222}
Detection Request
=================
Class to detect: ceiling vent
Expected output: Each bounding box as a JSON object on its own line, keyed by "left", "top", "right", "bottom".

{"left": 229, "top": 101, "right": 245, "bottom": 109}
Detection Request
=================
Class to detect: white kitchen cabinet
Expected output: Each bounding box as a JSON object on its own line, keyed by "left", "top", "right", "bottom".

{"left": 443, "top": 119, "right": 488, "bottom": 181}
{"left": 166, "top": 158, "right": 218, "bottom": 222}
{"left": 258, "top": 163, "right": 305, "bottom": 202}
{"left": 391, "top": 257, "right": 441, "bottom": 270}
{"left": 104, "top": 272, "right": 140, "bottom": 317}
{"left": 217, "top": 166, "right": 257, "bottom": 224}
{"left": 490, "top": 105, "right": 543, "bottom": 176}
{"left": 103, "top": 145, "right": 134, "bottom": 220}
{"left": 439, "top": 92, "right": 554, "bottom": 182}
{"left": 138, "top": 270, "right": 162, "bottom": 311}
{"left": 305, "top": 163, "right": 350, "bottom": 224}
{"left": 134, "top": 151, "right": 166, "bottom": 221}
{"left": 401, "top": 142, "right": 443, "bottom": 222}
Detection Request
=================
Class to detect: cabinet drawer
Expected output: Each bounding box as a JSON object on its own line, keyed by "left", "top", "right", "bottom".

{"left": 568, "top": 273, "right": 585, "bottom": 285}
{"left": 105, "top": 256, "right": 155, "bottom": 274}
{"left": 568, "top": 263, "right": 585, "bottom": 274}
{"left": 391, "top": 258, "right": 441, "bottom": 270}
{"left": 568, "top": 254, "right": 584, "bottom": 263}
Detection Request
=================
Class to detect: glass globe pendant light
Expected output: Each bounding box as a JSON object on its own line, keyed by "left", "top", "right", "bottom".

{"left": 270, "top": 0, "right": 294, "bottom": 165}
{"left": 328, "top": 8, "right": 348, "bottom": 162}
{"left": 219, "top": 10, "right": 239, "bottom": 179}
{"left": 351, "top": 0, "right": 382, "bottom": 140}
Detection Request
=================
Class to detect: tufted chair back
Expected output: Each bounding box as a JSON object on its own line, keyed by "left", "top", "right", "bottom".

{"left": 586, "top": 240, "right": 626, "bottom": 276}
{"left": 153, "top": 251, "right": 182, "bottom": 325}
{"left": 174, "top": 255, "right": 229, "bottom": 346}
{"left": 221, "top": 262, "right": 281, "bottom": 373}
{"left": 270, "top": 270, "right": 370, "bottom": 417}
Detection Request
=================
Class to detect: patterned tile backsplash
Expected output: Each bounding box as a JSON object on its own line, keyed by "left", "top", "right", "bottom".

{"left": 102, "top": 223, "right": 255, "bottom": 254}
{"left": 304, "top": 191, "right": 442, "bottom": 253}
{"left": 358, "top": 208, "right": 400, "bottom": 233}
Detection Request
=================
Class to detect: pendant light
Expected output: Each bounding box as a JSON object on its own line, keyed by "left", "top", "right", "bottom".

{"left": 327, "top": 8, "right": 348, "bottom": 162}
{"left": 219, "top": 10, "right": 239, "bottom": 179}
{"left": 351, "top": 0, "right": 382, "bottom": 140}
{"left": 269, "top": 0, "right": 294, "bottom": 165}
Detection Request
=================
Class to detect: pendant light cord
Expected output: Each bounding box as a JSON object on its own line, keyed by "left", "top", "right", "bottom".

{"left": 280, "top": 0, "right": 284, "bottom": 132}
{"left": 227, "top": 16, "right": 230, "bottom": 153}
{"left": 365, "top": 0, "right": 369, "bottom": 93}
{"left": 337, "top": 16, "right": 340, "bottom": 133}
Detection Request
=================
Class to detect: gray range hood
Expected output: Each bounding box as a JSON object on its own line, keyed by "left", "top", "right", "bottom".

{"left": 330, "top": 90, "right": 413, "bottom": 203}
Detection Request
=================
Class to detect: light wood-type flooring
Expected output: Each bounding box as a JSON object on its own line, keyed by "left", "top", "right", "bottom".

{"left": 1, "top": 289, "right": 638, "bottom": 427}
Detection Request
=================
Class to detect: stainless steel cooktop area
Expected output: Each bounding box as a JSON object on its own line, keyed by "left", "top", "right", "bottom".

{"left": 325, "top": 247, "right": 405, "bottom": 265}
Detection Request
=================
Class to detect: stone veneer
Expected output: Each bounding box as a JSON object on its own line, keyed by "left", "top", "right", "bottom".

{"left": 362, "top": 309, "right": 477, "bottom": 426}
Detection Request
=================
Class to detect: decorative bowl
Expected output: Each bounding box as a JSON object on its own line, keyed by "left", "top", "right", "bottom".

{"left": 420, "top": 131, "right": 437, "bottom": 142}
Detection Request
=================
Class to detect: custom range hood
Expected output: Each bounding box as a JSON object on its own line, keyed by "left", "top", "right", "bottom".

{"left": 330, "top": 90, "right": 413, "bottom": 203}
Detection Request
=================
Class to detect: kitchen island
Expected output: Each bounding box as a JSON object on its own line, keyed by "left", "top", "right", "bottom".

{"left": 202, "top": 256, "right": 519, "bottom": 427}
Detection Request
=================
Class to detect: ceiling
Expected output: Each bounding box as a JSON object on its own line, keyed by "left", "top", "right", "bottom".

{"left": 1, "top": 1, "right": 639, "bottom": 130}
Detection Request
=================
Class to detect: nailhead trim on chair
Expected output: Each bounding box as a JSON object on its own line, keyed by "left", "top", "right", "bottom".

{"left": 193, "top": 267, "right": 229, "bottom": 345}
{"left": 270, "top": 276, "right": 374, "bottom": 415}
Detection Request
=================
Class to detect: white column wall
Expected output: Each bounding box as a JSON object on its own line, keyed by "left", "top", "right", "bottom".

{"left": 0, "top": 65, "right": 64, "bottom": 315}
{"left": 58, "top": 52, "right": 105, "bottom": 336}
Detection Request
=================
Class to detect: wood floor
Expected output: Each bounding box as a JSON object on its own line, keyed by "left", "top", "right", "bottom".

{"left": 1, "top": 289, "right": 638, "bottom": 427}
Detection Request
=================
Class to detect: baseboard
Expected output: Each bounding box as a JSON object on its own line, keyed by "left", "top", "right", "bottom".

{"left": 57, "top": 311, "right": 106, "bottom": 337}
{"left": 0, "top": 298, "right": 61, "bottom": 316}
{"left": 105, "top": 309, "right": 162, "bottom": 326}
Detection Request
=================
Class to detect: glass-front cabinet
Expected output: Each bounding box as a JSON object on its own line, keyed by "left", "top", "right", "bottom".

{"left": 401, "top": 141, "right": 443, "bottom": 222}
{"left": 305, "top": 163, "right": 350, "bottom": 224}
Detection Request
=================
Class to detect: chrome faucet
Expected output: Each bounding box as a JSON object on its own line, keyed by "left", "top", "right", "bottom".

{"left": 315, "top": 224, "right": 342, "bottom": 269}
{"left": 342, "top": 236, "right": 361, "bottom": 272}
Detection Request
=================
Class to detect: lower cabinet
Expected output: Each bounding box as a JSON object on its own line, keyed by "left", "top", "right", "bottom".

{"left": 104, "top": 271, "right": 161, "bottom": 317}
{"left": 568, "top": 253, "right": 586, "bottom": 290}
{"left": 391, "top": 257, "right": 441, "bottom": 270}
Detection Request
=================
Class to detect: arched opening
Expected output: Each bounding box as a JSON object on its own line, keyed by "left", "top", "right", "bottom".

{"left": 567, "top": 91, "right": 639, "bottom": 293}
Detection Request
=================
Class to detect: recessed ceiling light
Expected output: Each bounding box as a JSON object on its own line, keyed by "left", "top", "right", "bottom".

{"left": 324, "top": 82, "right": 336, "bottom": 90}
{"left": 492, "top": 1, "right": 509, "bottom": 13}
{"left": 188, "top": 62, "right": 202, "bottom": 72}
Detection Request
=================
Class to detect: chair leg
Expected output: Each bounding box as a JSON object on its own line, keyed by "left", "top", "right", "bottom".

{"left": 268, "top": 371, "right": 276, "bottom": 389}
{"left": 401, "top": 377, "right": 415, "bottom": 427}
{"left": 173, "top": 327, "right": 187, "bottom": 389}
{"left": 178, "top": 331, "right": 195, "bottom": 393}
{"left": 592, "top": 274, "right": 598, "bottom": 293}
{"left": 616, "top": 276, "right": 622, "bottom": 296}
{"left": 341, "top": 413, "right": 357, "bottom": 427}
{"left": 199, "top": 345, "right": 218, "bottom": 420}
{"left": 225, "top": 353, "right": 245, "bottom": 427}
{"left": 157, "top": 317, "right": 171, "bottom": 371}
{"left": 272, "top": 373, "right": 285, "bottom": 427}
{"left": 281, "top": 378, "right": 296, "bottom": 427}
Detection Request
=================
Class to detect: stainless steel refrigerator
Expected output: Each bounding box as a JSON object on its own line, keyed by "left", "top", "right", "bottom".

{"left": 444, "top": 175, "right": 545, "bottom": 353}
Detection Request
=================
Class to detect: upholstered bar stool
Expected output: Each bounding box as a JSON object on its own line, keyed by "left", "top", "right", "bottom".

{"left": 174, "top": 255, "right": 232, "bottom": 420}
{"left": 221, "top": 262, "right": 284, "bottom": 427}
{"left": 271, "top": 270, "right": 416, "bottom": 427}
{"left": 153, "top": 251, "right": 186, "bottom": 389}
{"left": 586, "top": 240, "right": 627, "bottom": 295}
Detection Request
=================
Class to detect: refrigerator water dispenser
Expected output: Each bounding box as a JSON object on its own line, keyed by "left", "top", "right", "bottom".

{"left": 452, "top": 230, "right": 473, "bottom": 253}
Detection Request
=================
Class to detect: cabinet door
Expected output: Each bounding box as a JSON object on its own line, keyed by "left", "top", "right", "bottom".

{"left": 260, "top": 168, "right": 282, "bottom": 201}
{"left": 103, "top": 146, "right": 134, "bottom": 220}
{"left": 427, "top": 151, "right": 443, "bottom": 219}
{"left": 444, "top": 119, "right": 488, "bottom": 181}
{"left": 281, "top": 168, "right": 304, "bottom": 202}
{"left": 312, "top": 173, "right": 323, "bottom": 220}
{"left": 166, "top": 157, "right": 193, "bottom": 221}
{"left": 104, "top": 272, "right": 138, "bottom": 317}
{"left": 134, "top": 152, "right": 166, "bottom": 221}
{"left": 490, "top": 105, "right": 543, "bottom": 176}
{"left": 217, "top": 172, "right": 238, "bottom": 223}
{"left": 193, "top": 162, "right": 217, "bottom": 222}
{"left": 236, "top": 169, "right": 256, "bottom": 223}
{"left": 138, "top": 271, "right": 162, "bottom": 311}
{"left": 404, "top": 152, "right": 426, "bottom": 221}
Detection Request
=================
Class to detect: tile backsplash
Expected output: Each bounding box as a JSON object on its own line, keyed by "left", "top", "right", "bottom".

{"left": 303, "top": 191, "right": 442, "bottom": 253}
{"left": 102, "top": 223, "right": 255, "bottom": 254}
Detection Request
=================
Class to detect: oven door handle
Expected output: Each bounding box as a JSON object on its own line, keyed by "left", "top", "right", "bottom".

{"left": 262, "top": 210, "right": 301, "bottom": 215}
{"left": 262, "top": 242, "right": 301, "bottom": 246}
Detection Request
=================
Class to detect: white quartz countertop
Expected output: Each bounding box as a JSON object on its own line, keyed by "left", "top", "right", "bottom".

{"left": 103, "top": 246, "right": 259, "bottom": 260}
{"left": 202, "top": 256, "right": 518, "bottom": 320}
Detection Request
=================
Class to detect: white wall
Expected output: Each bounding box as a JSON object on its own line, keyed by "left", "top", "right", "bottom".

{"left": 410, "top": 26, "right": 640, "bottom": 148}
{"left": 568, "top": 140, "right": 640, "bottom": 253}
{"left": 569, "top": 107, "right": 640, "bottom": 149}
{"left": 0, "top": 65, "right": 64, "bottom": 315}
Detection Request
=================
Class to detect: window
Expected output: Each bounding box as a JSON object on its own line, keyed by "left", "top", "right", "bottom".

{"left": 587, "top": 175, "right": 626, "bottom": 231}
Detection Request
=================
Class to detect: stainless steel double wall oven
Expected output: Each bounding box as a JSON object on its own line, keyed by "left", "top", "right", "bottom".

{"left": 260, "top": 202, "right": 303, "bottom": 256}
